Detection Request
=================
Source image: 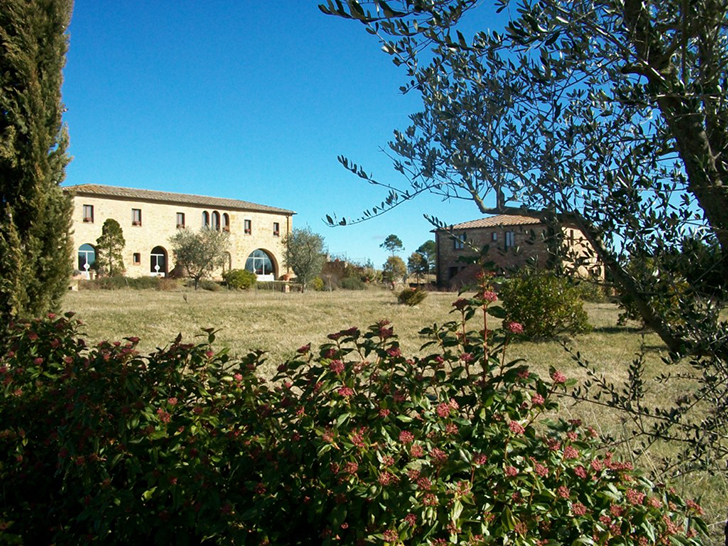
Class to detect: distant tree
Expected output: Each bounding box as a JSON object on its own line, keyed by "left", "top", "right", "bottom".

{"left": 283, "top": 227, "right": 327, "bottom": 292}
{"left": 416, "top": 240, "right": 436, "bottom": 274}
{"left": 380, "top": 234, "right": 403, "bottom": 256}
{"left": 95, "top": 219, "right": 125, "bottom": 277}
{"left": 382, "top": 255, "right": 407, "bottom": 285}
{"left": 169, "top": 228, "right": 230, "bottom": 290}
{"left": 407, "top": 252, "right": 428, "bottom": 284}
{"left": 0, "top": 0, "right": 74, "bottom": 321}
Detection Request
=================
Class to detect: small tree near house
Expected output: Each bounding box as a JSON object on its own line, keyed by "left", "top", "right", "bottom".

{"left": 283, "top": 227, "right": 327, "bottom": 292}
{"left": 169, "top": 227, "right": 230, "bottom": 289}
{"left": 95, "top": 219, "right": 125, "bottom": 277}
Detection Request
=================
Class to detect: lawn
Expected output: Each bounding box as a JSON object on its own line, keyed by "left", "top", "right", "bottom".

{"left": 62, "top": 286, "right": 727, "bottom": 543}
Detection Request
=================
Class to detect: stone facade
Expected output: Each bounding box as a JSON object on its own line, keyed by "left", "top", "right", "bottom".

{"left": 435, "top": 215, "right": 603, "bottom": 289}
{"left": 68, "top": 184, "right": 294, "bottom": 280}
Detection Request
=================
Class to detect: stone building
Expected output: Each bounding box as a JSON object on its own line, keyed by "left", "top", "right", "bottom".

{"left": 68, "top": 184, "right": 294, "bottom": 280}
{"left": 435, "top": 214, "right": 603, "bottom": 289}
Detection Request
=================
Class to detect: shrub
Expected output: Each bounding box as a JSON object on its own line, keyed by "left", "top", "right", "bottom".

{"left": 222, "top": 268, "right": 257, "bottom": 290}
{"left": 397, "top": 287, "right": 427, "bottom": 306}
{"left": 198, "top": 279, "right": 221, "bottom": 291}
{"left": 499, "top": 269, "right": 591, "bottom": 338}
{"left": 310, "top": 276, "right": 325, "bottom": 291}
{"left": 340, "top": 276, "right": 367, "bottom": 290}
{"left": 0, "top": 288, "right": 706, "bottom": 544}
{"left": 79, "top": 276, "right": 163, "bottom": 290}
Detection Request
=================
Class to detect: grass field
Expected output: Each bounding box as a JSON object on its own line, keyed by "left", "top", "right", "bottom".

{"left": 62, "top": 286, "right": 727, "bottom": 543}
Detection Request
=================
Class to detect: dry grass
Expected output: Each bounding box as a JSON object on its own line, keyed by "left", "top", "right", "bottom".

{"left": 62, "top": 286, "right": 727, "bottom": 543}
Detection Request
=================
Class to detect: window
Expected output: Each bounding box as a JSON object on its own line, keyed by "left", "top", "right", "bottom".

{"left": 133, "top": 252, "right": 141, "bottom": 265}
{"left": 212, "top": 211, "right": 220, "bottom": 231}
{"left": 244, "top": 219, "right": 252, "bottom": 234}
{"left": 449, "top": 266, "right": 459, "bottom": 280}
{"left": 150, "top": 246, "right": 166, "bottom": 275}
{"left": 132, "top": 208, "right": 142, "bottom": 226}
{"left": 491, "top": 232, "right": 498, "bottom": 242}
{"left": 505, "top": 231, "right": 515, "bottom": 250}
{"left": 82, "top": 204, "right": 94, "bottom": 223}
{"left": 78, "top": 244, "right": 96, "bottom": 271}
{"left": 245, "top": 249, "right": 274, "bottom": 277}
{"left": 202, "top": 211, "right": 209, "bottom": 227}
{"left": 273, "top": 222, "right": 280, "bottom": 237}
{"left": 222, "top": 213, "right": 230, "bottom": 232}
{"left": 176, "top": 212, "right": 185, "bottom": 228}
{"left": 454, "top": 232, "right": 466, "bottom": 250}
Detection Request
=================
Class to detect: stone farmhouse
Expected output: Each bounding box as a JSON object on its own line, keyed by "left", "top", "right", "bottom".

{"left": 67, "top": 184, "right": 294, "bottom": 281}
{"left": 435, "top": 214, "right": 603, "bottom": 289}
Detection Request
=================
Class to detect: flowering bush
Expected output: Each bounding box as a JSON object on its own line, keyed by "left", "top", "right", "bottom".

{"left": 0, "top": 285, "right": 706, "bottom": 544}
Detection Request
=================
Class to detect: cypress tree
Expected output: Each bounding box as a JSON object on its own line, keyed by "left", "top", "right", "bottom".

{"left": 0, "top": 0, "right": 74, "bottom": 320}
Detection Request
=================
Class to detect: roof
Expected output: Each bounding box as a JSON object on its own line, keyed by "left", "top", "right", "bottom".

{"left": 444, "top": 214, "right": 543, "bottom": 230}
{"left": 65, "top": 184, "right": 295, "bottom": 215}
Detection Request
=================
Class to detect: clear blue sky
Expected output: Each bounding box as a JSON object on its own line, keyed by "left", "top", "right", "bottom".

{"left": 62, "top": 1, "right": 481, "bottom": 267}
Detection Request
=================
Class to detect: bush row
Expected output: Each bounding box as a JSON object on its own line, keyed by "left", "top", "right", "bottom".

{"left": 0, "top": 273, "right": 705, "bottom": 544}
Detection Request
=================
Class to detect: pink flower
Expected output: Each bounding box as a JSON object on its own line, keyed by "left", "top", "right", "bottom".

{"left": 460, "top": 352, "right": 474, "bottom": 363}
{"left": 337, "top": 386, "right": 354, "bottom": 398}
{"left": 571, "top": 502, "right": 587, "bottom": 516}
{"left": 505, "top": 465, "right": 518, "bottom": 477}
{"left": 297, "top": 343, "right": 310, "bottom": 354}
{"left": 563, "top": 445, "right": 579, "bottom": 460}
{"left": 399, "top": 430, "right": 414, "bottom": 444}
{"left": 574, "top": 466, "right": 587, "bottom": 479}
{"left": 436, "top": 402, "right": 451, "bottom": 418}
{"left": 473, "top": 453, "right": 487, "bottom": 465}
{"left": 557, "top": 485, "right": 570, "bottom": 499}
{"left": 33, "top": 357, "right": 44, "bottom": 365}
{"left": 430, "top": 447, "right": 448, "bottom": 464}
{"left": 534, "top": 463, "right": 548, "bottom": 477}
{"left": 551, "top": 370, "right": 567, "bottom": 384}
{"left": 383, "top": 530, "right": 398, "bottom": 542}
{"left": 156, "top": 408, "right": 171, "bottom": 423}
{"left": 505, "top": 321, "right": 524, "bottom": 334}
{"left": 509, "top": 421, "right": 526, "bottom": 435}
{"left": 234, "top": 373, "right": 243, "bottom": 382}
{"left": 410, "top": 444, "right": 424, "bottom": 458}
{"left": 404, "top": 513, "right": 417, "bottom": 526}
{"left": 387, "top": 347, "right": 402, "bottom": 358}
{"left": 625, "top": 488, "right": 645, "bottom": 505}
{"left": 330, "top": 360, "right": 345, "bottom": 374}
{"left": 482, "top": 291, "right": 497, "bottom": 303}
{"left": 167, "top": 397, "right": 178, "bottom": 406}
{"left": 344, "top": 461, "right": 358, "bottom": 474}
{"left": 531, "top": 394, "right": 545, "bottom": 406}
{"left": 452, "top": 298, "right": 469, "bottom": 310}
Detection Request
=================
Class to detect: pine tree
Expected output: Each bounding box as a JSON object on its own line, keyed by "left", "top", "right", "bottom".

{"left": 96, "top": 219, "right": 126, "bottom": 277}
{"left": 0, "top": 0, "right": 74, "bottom": 320}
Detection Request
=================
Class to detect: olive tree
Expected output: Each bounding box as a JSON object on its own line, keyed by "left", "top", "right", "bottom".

{"left": 169, "top": 227, "right": 229, "bottom": 289}
{"left": 320, "top": 0, "right": 728, "bottom": 477}
{"left": 283, "top": 227, "right": 327, "bottom": 292}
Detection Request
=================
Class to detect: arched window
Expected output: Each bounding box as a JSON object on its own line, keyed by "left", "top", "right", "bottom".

{"left": 202, "top": 211, "right": 210, "bottom": 228}
{"left": 222, "top": 213, "right": 230, "bottom": 232}
{"left": 211, "top": 211, "right": 220, "bottom": 231}
{"left": 245, "top": 249, "right": 275, "bottom": 278}
{"left": 78, "top": 244, "right": 96, "bottom": 271}
{"left": 150, "top": 246, "right": 167, "bottom": 276}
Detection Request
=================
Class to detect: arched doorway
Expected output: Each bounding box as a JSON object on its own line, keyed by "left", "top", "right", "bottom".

{"left": 245, "top": 249, "right": 276, "bottom": 280}
{"left": 150, "top": 246, "right": 167, "bottom": 276}
{"left": 78, "top": 244, "right": 96, "bottom": 278}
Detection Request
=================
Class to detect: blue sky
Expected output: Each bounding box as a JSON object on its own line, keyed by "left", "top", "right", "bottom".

{"left": 62, "top": 1, "right": 481, "bottom": 267}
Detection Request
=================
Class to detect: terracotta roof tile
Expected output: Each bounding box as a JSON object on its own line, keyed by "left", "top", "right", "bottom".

{"left": 443, "top": 214, "right": 543, "bottom": 230}
{"left": 65, "top": 184, "right": 295, "bottom": 215}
